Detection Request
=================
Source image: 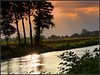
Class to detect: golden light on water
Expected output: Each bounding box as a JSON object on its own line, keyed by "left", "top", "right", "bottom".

{"left": 23, "top": 54, "right": 44, "bottom": 74}
{"left": 31, "top": 54, "right": 41, "bottom": 63}
{"left": 32, "top": 54, "right": 41, "bottom": 59}
{"left": 25, "top": 55, "right": 31, "bottom": 61}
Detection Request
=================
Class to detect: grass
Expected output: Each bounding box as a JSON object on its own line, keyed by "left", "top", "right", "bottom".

{"left": 1, "top": 37, "right": 99, "bottom": 60}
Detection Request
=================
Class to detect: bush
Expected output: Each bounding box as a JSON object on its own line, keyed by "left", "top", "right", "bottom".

{"left": 58, "top": 48, "right": 99, "bottom": 74}
{"left": 55, "top": 42, "right": 71, "bottom": 50}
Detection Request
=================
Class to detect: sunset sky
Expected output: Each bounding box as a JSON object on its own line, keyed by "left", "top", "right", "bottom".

{"left": 9, "top": 1, "right": 99, "bottom": 38}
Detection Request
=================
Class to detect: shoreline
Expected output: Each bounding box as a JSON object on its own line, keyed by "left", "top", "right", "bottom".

{"left": 1, "top": 44, "right": 99, "bottom": 61}
{"left": 1, "top": 38, "right": 99, "bottom": 60}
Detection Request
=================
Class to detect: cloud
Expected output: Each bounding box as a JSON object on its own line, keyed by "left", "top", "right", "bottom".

{"left": 51, "top": 1, "right": 99, "bottom": 16}
{"left": 62, "top": 13, "right": 77, "bottom": 17}
{"left": 73, "top": 6, "right": 99, "bottom": 16}
{"left": 43, "top": 1, "right": 99, "bottom": 37}
{"left": 10, "top": 1, "right": 99, "bottom": 38}
{"left": 52, "top": 7, "right": 79, "bottom": 19}
{"left": 51, "top": 1, "right": 98, "bottom": 9}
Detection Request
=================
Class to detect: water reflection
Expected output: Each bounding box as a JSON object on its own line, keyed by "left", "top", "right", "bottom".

{"left": 1, "top": 54, "right": 44, "bottom": 74}
{"left": 7, "top": 59, "right": 11, "bottom": 74}
{"left": 1, "top": 45, "right": 99, "bottom": 74}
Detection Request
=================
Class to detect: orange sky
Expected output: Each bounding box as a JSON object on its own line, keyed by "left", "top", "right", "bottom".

{"left": 43, "top": 1, "right": 99, "bottom": 37}
{"left": 2, "top": 1, "right": 99, "bottom": 38}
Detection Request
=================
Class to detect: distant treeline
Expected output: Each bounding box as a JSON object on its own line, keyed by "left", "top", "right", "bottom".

{"left": 1, "top": 29, "right": 99, "bottom": 42}
{"left": 47, "top": 29, "right": 99, "bottom": 39}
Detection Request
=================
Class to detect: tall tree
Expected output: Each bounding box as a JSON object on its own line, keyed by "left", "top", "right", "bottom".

{"left": 11, "top": 2, "right": 21, "bottom": 45}
{"left": 1, "top": 1, "right": 16, "bottom": 46}
{"left": 33, "top": 1, "right": 55, "bottom": 46}
{"left": 18, "top": 2, "right": 27, "bottom": 44}
{"left": 25, "top": 1, "right": 35, "bottom": 45}
{"left": 1, "top": 21, "right": 16, "bottom": 46}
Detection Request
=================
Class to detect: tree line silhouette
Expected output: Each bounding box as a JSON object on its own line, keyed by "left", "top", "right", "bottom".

{"left": 1, "top": 1, "right": 55, "bottom": 46}
{"left": 47, "top": 29, "right": 99, "bottom": 39}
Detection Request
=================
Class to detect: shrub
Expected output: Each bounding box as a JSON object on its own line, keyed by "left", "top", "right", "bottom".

{"left": 58, "top": 48, "right": 99, "bottom": 74}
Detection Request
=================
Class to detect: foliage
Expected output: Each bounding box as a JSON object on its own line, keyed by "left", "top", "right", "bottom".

{"left": 33, "top": 1, "right": 55, "bottom": 46}
{"left": 1, "top": 21, "right": 16, "bottom": 46}
{"left": 47, "top": 29, "right": 99, "bottom": 39}
{"left": 70, "top": 33, "right": 80, "bottom": 38}
{"left": 1, "top": 21, "right": 16, "bottom": 37}
{"left": 48, "top": 35, "right": 61, "bottom": 39}
{"left": 55, "top": 39, "right": 99, "bottom": 51}
{"left": 58, "top": 48, "right": 99, "bottom": 74}
{"left": 1, "top": 1, "right": 16, "bottom": 45}
{"left": 1, "top": 37, "right": 99, "bottom": 60}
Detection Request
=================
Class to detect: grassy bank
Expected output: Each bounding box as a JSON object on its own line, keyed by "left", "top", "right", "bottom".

{"left": 1, "top": 37, "right": 99, "bottom": 60}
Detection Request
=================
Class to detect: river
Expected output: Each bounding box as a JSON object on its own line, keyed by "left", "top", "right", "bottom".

{"left": 1, "top": 45, "right": 99, "bottom": 74}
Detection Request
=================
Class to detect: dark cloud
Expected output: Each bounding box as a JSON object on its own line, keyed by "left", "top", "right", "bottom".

{"left": 54, "top": 1, "right": 98, "bottom": 9}
{"left": 9, "top": 1, "right": 99, "bottom": 38}
{"left": 42, "top": 1, "right": 99, "bottom": 37}
{"left": 52, "top": 1, "right": 99, "bottom": 14}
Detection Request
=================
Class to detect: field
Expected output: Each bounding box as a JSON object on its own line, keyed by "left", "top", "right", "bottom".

{"left": 1, "top": 37, "right": 99, "bottom": 60}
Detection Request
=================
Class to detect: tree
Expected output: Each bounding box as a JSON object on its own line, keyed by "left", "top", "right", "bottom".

{"left": 90, "top": 31, "right": 99, "bottom": 37}
{"left": 33, "top": 1, "right": 55, "bottom": 46}
{"left": 70, "top": 33, "right": 80, "bottom": 38}
{"left": 81, "top": 29, "right": 90, "bottom": 37}
{"left": 64, "top": 35, "right": 69, "bottom": 38}
{"left": 48, "top": 35, "right": 60, "bottom": 39}
{"left": 18, "top": 2, "right": 27, "bottom": 44}
{"left": 1, "top": 1, "right": 16, "bottom": 46}
{"left": 10, "top": 2, "right": 21, "bottom": 45}
{"left": 58, "top": 48, "right": 99, "bottom": 74}
{"left": 24, "top": 1, "right": 36, "bottom": 46}
{"left": 1, "top": 21, "right": 16, "bottom": 46}
{"left": 82, "top": 29, "right": 89, "bottom": 33}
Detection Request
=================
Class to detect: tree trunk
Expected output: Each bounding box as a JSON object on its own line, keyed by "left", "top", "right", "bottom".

{"left": 15, "top": 12, "right": 21, "bottom": 45}
{"left": 35, "top": 25, "right": 41, "bottom": 46}
{"left": 6, "top": 37, "right": 9, "bottom": 47}
{"left": 28, "top": 5, "right": 33, "bottom": 46}
{"left": 35, "top": 2, "right": 41, "bottom": 46}
{"left": 21, "top": 13, "right": 26, "bottom": 44}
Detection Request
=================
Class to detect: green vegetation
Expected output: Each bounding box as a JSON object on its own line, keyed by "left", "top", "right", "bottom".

{"left": 58, "top": 48, "right": 99, "bottom": 74}
{"left": 1, "top": 37, "right": 99, "bottom": 60}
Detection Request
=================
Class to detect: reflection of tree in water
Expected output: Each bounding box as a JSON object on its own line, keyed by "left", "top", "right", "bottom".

{"left": 5, "top": 54, "right": 44, "bottom": 74}
{"left": 7, "top": 59, "right": 11, "bottom": 74}
{"left": 19, "top": 57, "right": 22, "bottom": 74}
{"left": 29, "top": 54, "right": 44, "bottom": 74}
{"left": 18, "top": 57, "right": 29, "bottom": 74}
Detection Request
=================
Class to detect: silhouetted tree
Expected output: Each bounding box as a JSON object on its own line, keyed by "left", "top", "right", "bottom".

{"left": 90, "top": 31, "right": 99, "bottom": 37}
{"left": 81, "top": 29, "right": 90, "bottom": 37}
{"left": 1, "top": 1, "right": 16, "bottom": 46}
{"left": 11, "top": 2, "right": 21, "bottom": 45}
{"left": 1, "top": 21, "right": 16, "bottom": 46}
{"left": 33, "top": 1, "right": 55, "bottom": 46}
{"left": 48, "top": 35, "right": 60, "bottom": 39}
{"left": 71, "top": 33, "right": 80, "bottom": 38}
{"left": 64, "top": 35, "right": 69, "bottom": 38}
{"left": 18, "top": 2, "right": 27, "bottom": 44}
{"left": 25, "top": 1, "right": 36, "bottom": 45}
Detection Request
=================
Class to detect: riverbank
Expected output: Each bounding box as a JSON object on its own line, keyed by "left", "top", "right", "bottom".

{"left": 1, "top": 37, "right": 99, "bottom": 60}
{"left": 1, "top": 45, "right": 99, "bottom": 74}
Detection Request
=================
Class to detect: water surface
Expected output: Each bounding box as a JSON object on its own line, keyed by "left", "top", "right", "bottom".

{"left": 1, "top": 45, "right": 99, "bottom": 74}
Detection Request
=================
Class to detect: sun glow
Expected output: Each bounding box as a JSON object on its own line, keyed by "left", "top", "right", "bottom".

{"left": 52, "top": 8, "right": 59, "bottom": 15}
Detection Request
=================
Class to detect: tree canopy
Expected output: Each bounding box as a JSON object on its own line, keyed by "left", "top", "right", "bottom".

{"left": 33, "top": 1, "right": 55, "bottom": 46}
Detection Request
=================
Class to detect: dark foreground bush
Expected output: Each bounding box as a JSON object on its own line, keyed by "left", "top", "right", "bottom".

{"left": 58, "top": 48, "right": 99, "bottom": 74}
